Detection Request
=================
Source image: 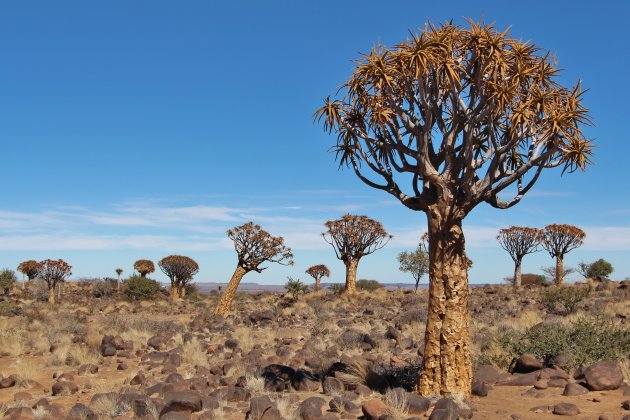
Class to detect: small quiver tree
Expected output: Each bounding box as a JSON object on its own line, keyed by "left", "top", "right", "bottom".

{"left": 305, "top": 264, "right": 331, "bottom": 291}
{"left": 497, "top": 227, "right": 543, "bottom": 289}
{"left": 17, "top": 260, "right": 42, "bottom": 289}
{"left": 115, "top": 268, "right": 123, "bottom": 292}
{"left": 322, "top": 214, "right": 391, "bottom": 295}
{"left": 134, "top": 259, "right": 155, "bottom": 278}
{"left": 158, "top": 255, "right": 199, "bottom": 299}
{"left": 397, "top": 233, "right": 430, "bottom": 292}
{"left": 38, "top": 259, "right": 72, "bottom": 304}
{"left": 214, "top": 222, "right": 293, "bottom": 316}
{"left": 315, "top": 20, "right": 592, "bottom": 396}
{"left": 542, "top": 224, "right": 585, "bottom": 285}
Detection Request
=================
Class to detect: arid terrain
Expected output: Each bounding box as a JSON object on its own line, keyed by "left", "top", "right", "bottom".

{"left": 1, "top": 278, "right": 629, "bottom": 419}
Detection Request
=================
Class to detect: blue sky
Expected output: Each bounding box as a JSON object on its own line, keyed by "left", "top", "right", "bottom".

{"left": 1, "top": 1, "right": 628, "bottom": 285}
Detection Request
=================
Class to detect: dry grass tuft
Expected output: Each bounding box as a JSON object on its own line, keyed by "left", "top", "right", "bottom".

{"left": 274, "top": 396, "right": 297, "bottom": 420}
{"left": 383, "top": 388, "right": 409, "bottom": 420}
{"left": 15, "top": 362, "right": 37, "bottom": 387}
{"left": 91, "top": 393, "right": 129, "bottom": 417}
{"left": 335, "top": 361, "right": 369, "bottom": 387}
{"left": 232, "top": 326, "right": 254, "bottom": 353}
{"left": 244, "top": 373, "right": 265, "bottom": 394}
{"left": 182, "top": 338, "right": 209, "bottom": 368}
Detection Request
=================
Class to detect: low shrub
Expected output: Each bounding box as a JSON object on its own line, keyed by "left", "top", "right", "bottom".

{"left": 357, "top": 279, "right": 383, "bottom": 292}
{"left": 31, "top": 280, "right": 50, "bottom": 302}
{"left": 328, "top": 284, "right": 345, "bottom": 294}
{"left": 0, "top": 301, "right": 16, "bottom": 316}
{"left": 539, "top": 285, "right": 590, "bottom": 315}
{"left": 285, "top": 277, "right": 309, "bottom": 299}
{"left": 0, "top": 269, "right": 17, "bottom": 295}
{"left": 479, "top": 316, "right": 630, "bottom": 369}
{"left": 124, "top": 276, "right": 161, "bottom": 300}
{"left": 91, "top": 278, "right": 118, "bottom": 298}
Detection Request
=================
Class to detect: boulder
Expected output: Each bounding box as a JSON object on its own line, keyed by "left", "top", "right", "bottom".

{"left": 161, "top": 391, "right": 203, "bottom": 415}
{"left": 583, "top": 361, "right": 624, "bottom": 391}
{"left": 361, "top": 398, "right": 389, "bottom": 420}
{"left": 509, "top": 353, "right": 543, "bottom": 374}
{"left": 51, "top": 380, "right": 78, "bottom": 396}
{"left": 246, "top": 395, "right": 274, "bottom": 420}
{"left": 553, "top": 403, "right": 580, "bottom": 416}
{"left": 429, "top": 398, "right": 459, "bottom": 420}
{"left": 298, "top": 396, "right": 325, "bottom": 419}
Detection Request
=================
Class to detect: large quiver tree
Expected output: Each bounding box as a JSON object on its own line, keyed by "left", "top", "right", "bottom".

{"left": 214, "top": 222, "right": 293, "bottom": 316}
{"left": 158, "top": 255, "right": 199, "bottom": 299}
{"left": 315, "top": 20, "right": 592, "bottom": 396}
{"left": 322, "top": 214, "right": 391, "bottom": 294}
{"left": 542, "top": 224, "right": 585, "bottom": 285}
{"left": 497, "top": 227, "right": 542, "bottom": 288}
{"left": 17, "top": 260, "right": 42, "bottom": 289}
{"left": 134, "top": 259, "right": 155, "bottom": 278}
{"left": 305, "top": 264, "right": 331, "bottom": 291}
{"left": 38, "top": 259, "right": 72, "bottom": 304}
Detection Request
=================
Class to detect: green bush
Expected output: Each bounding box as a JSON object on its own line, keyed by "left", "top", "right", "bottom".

{"left": 0, "top": 269, "right": 17, "bottom": 295}
{"left": 490, "top": 316, "right": 630, "bottom": 368}
{"left": 124, "top": 275, "right": 161, "bottom": 300}
{"left": 0, "top": 301, "right": 16, "bottom": 316}
{"left": 285, "top": 277, "right": 309, "bottom": 299}
{"left": 539, "top": 285, "right": 590, "bottom": 315}
{"left": 578, "top": 258, "right": 614, "bottom": 279}
{"left": 357, "top": 279, "right": 383, "bottom": 292}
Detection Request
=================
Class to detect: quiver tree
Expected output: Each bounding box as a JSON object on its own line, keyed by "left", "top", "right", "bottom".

{"left": 115, "top": 268, "right": 123, "bottom": 292}
{"left": 397, "top": 234, "right": 430, "bottom": 292}
{"left": 134, "top": 259, "right": 155, "bottom": 278}
{"left": 542, "top": 224, "right": 585, "bottom": 285}
{"left": 315, "top": 20, "right": 592, "bottom": 396}
{"left": 322, "top": 214, "right": 391, "bottom": 295}
{"left": 158, "top": 255, "right": 199, "bottom": 299}
{"left": 17, "top": 260, "right": 42, "bottom": 289}
{"left": 38, "top": 259, "right": 72, "bottom": 304}
{"left": 214, "top": 222, "right": 293, "bottom": 316}
{"left": 497, "top": 227, "right": 543, "bottom": 289}
{"left": 305, "top": 264, "right": 331, "bottom": 291}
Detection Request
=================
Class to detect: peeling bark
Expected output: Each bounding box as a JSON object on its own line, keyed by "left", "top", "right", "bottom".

{"left": 555, "top": 255, "right": 564, "bottom": 285}
{"left": 345, "top": 259, "right": 358, "bottom": 295}
{"left": 514, "top": 259, "right": 523, "bottom": 289}
{"left": 418, "top": 207, "right": 472, "bottom": 397}
{"left": 48, "top": 287, "right": 55, "bottom": 304}
{"left": 314, "top": 278, "right": 321, "bottom": 292}
{"left": 214, "top": 266, "right": 247, "bottom": 316}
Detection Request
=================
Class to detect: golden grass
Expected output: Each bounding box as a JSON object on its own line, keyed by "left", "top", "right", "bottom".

{"left": 274, "top": 396, "right": 297, "bottom": 420}
{"left": 335, "top": 361, "right": 369, "bottom": 387}
{"left": 182, "top": 338, "right": 209, "bottom": 368}
{"left": 383, "top": 388, "right": 409, "bottom": 420}
{"left": 232, "top": 326, "right": 254, "bottom": 353}
{"left": 15, "top": 361, "right": 37, "bottom": 387}
{"left": 68, "top": 345, "right": 101, "bottom": 366}
{"left": 244, "top": 373, "right": 265, "bottom": 394}
{"left": 0, "top": 333, "right": 24, "bottom": 357}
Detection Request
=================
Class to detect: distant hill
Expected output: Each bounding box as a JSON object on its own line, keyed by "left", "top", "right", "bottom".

{"left": 194, "top": 281, "right": 488, "bottom": 293}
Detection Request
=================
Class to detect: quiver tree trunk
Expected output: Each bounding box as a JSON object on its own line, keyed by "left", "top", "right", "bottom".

{"left": 48, "top": 286, "right": 55, "bottom": 304}
{"left": 514, "top": 259, "right": 523, "bottom": 289}
{"left": 170, "top": 285, "right": 179, "bottom": 299}
{"left": 345, "top": 259, "right": 359, "bottom": 294}
{"left": 179, "top": 285, "right": 186, "bottom": 298}
{"left": 555, "top": 255, "right": 564, "bottom": 285}
{"left": 315, "top": 278, "right": 321, "bottom": 292}
{"left": 418, "top": 208, "right": 472, "bottom": 397}
{"left": 215, "top": 266, "right": 247, "bottom": 316}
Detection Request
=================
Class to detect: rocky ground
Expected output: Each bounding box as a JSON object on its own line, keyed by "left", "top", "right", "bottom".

{"left": 1, "top": 278, "right": 630, "bottom": 419}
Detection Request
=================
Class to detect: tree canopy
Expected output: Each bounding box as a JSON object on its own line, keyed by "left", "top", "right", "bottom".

{"left": 315, "top": 20, "right": 592, "bottom": 214}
